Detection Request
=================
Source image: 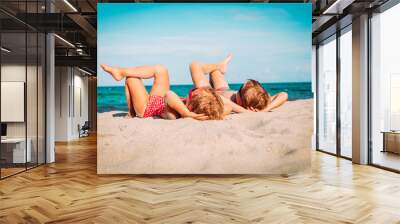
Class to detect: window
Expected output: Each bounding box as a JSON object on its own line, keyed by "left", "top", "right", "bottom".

{"left": 370, "top": 3, "right": 400, "bottom": 171}
{"left": 317, "top": 35, "right": 337, "bottom": 154}
{"left": 339, "top": 27, "right": 352, "bottom": 158}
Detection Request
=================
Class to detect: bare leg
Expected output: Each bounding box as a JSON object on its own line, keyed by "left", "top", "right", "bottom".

{"left": 100, "top": 64, "right": 169, "bottom": 81}
{"left": 148, "top": 65, "right": 170, "bottom": 97}
{"left": 209, "top": 70, "right": 229, "bottom": 90}
{"left": 189, "top": 62, "right": 219, "bottom": 87}
{"left": 189, "top": 54, "right": 232, "bottom": 88}
{"left": 125, "top": 78, "right": 149, "bottom": 117}
{"left": 124, "top": 81, "right": 135, "bottom": 118}
{"left": 101, "top": 64, "right": 171, "bottom": 117}
{"left": 101, "top": 64, "right": 170, "bottom": 97}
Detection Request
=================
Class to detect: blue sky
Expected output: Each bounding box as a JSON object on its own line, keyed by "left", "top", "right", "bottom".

{"left": 98, "top": 3, "right": 311, "bottom": 86}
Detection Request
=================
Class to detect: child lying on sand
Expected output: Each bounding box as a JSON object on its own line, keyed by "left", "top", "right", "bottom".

{"left": 100, "top": 64, "right": 228, "bottom": 120}
{"left": 100, "top": 54, "right": 286, "bottom": 120}
{"left": 189, "top": 54, "right": 288, "bottom": 113}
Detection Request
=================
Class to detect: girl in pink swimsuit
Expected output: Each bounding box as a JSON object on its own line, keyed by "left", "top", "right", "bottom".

{"left": 100, "top": 64, "right": 210, "bottom": 120}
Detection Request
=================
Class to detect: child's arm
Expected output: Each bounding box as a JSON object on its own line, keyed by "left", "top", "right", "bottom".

{"left": 219, "top": 94, "right": 253, "bottom": 113}
{"left": 222, "top": 101, "right": 233, "bottom": 116}
{"left": 164, "top": 91, "right": 208, "bottom": 120}
{"left": 261, "top": 92, "right": 288, "bottom": 112}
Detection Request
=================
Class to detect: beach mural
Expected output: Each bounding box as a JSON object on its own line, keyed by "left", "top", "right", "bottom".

{"left": 97, "top": 3, "right": 313, "bottom": 174}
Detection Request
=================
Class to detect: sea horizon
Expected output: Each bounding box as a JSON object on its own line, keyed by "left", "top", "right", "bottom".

{"left": 97, "top": 82, "right": 313, "bottom": 113}
{"left": 98, "top": 81, "right": 312, "bottom": 88}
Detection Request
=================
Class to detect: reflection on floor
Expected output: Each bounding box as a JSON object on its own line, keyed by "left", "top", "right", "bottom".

{"left": 0, "top": 162, "right": 42, "bottom": 178}
{"left": 0, "top": 167, "right": 25, "bottom": 178}
{"left": 0, "top": 135, "right": 400, "bottom": 223}
{"left": 373, "top": 150, "right": 400, "bottom": 170}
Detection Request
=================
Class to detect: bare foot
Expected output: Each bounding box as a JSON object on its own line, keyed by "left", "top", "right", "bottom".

{"left": 219, "top": 54, "right": 233, "bottom": 74}
{"left": 100, "top": 64, "right": 123, "bottom": 81}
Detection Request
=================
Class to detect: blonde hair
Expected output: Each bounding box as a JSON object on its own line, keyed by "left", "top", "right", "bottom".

{"left": 239, "top": 79, "right": 270, "bottom": 110}
{"left": 188, "top": 88, "right": 224, "bottom": 120}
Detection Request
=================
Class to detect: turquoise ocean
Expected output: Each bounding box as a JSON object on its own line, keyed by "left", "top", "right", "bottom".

{"left": 97, "top": 82, "right": 313, "bottom": 113}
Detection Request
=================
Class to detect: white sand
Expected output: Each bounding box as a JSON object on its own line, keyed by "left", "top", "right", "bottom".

{"left": 97, "top": 99, "right": 313, "bottom": 174}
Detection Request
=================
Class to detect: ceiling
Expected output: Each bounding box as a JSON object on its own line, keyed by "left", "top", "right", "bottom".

{"left": 0, "top": 0, "right": 391, "bottom": 75}
{"left": 0, "top": 0, "right": 97, "bottom": 73}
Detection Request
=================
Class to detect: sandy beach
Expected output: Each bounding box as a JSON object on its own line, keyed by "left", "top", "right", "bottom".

{"left": 97, "top": 99, "right": 313, "bottom": 174}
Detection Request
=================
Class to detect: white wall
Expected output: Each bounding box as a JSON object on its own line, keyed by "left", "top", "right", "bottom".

{"left": 1, "top": 65, "right": 26, "bottom": 139}
{"left": 1, "top": 63, "right": 46, "bottom": 164}
{"left": 55, "top": 66, "right": 70, "bottom": 141}
{"left": 55, "top": 67, "right": 89, "bottom": 141}
{"left": 71, "top": 72, "right": 89, "bottom": 138}
{"left": 1, "top": 65, "right": 41, "bottom": 137}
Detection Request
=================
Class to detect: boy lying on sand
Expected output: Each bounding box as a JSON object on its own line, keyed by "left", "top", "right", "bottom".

{"left": 100, "top": 63, "right": 228, "bottom": 120}
{"left": 189, "top": 54, "right": 288, "bottom": 113}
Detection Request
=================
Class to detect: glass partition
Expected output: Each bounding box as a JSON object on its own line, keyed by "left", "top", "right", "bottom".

{"left": 0, "top": 1, "right": 46, "bottom": 179}
{"left": 317, "top": 35, "right": 337, "bottom": 154}
{"left": 370, "top": 3, "right": 400, "bottom": 171}
{"left": 27, "top": 30, "right": 38, "bottom": 169}
{"left": 1, "top": 30, "right": 28, "bottom": 178}
{"left": 26, "top": 0, "right": 43, "bottom": 169}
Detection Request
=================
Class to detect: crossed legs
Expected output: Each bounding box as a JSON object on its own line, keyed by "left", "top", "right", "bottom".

{"left": 189, "top": 54, "right": 232, "bottom": 88}
{"left": 209, "top": 70, "right": 229, "bottom": 90}
{"left": 101, "top": 64, "right": 170, "bottom": 117}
